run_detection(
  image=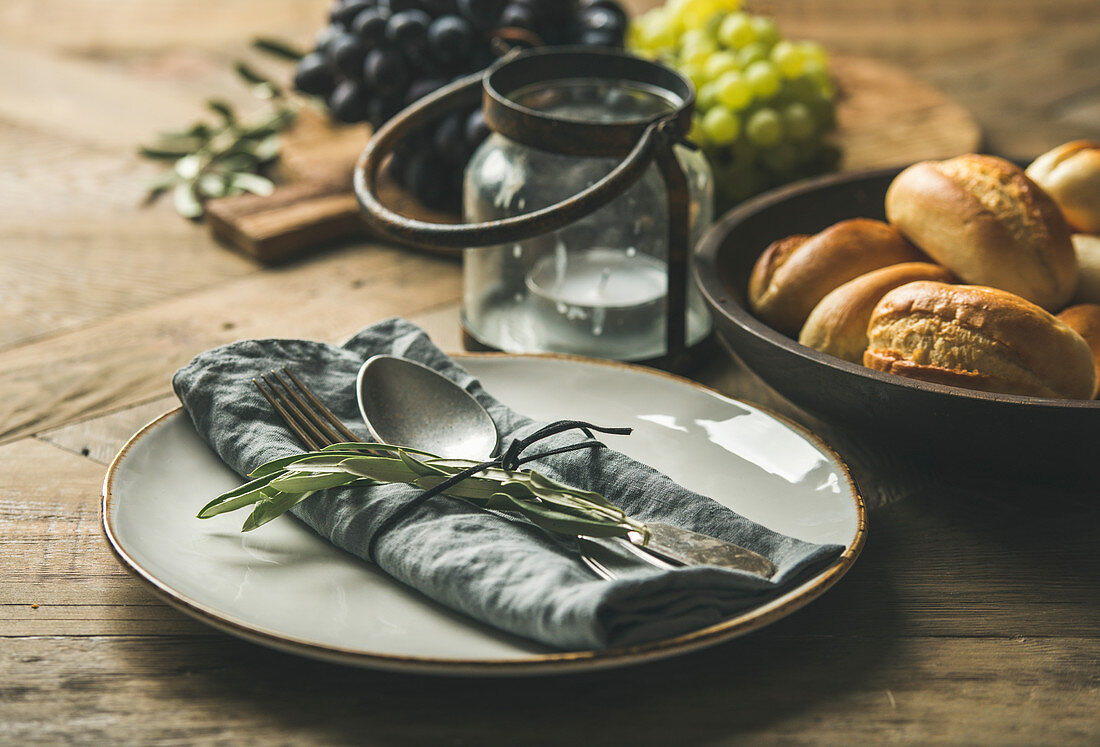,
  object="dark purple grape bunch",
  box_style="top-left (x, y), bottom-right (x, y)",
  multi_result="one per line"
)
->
top-left (292, 0), bottom-right (628, 210)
